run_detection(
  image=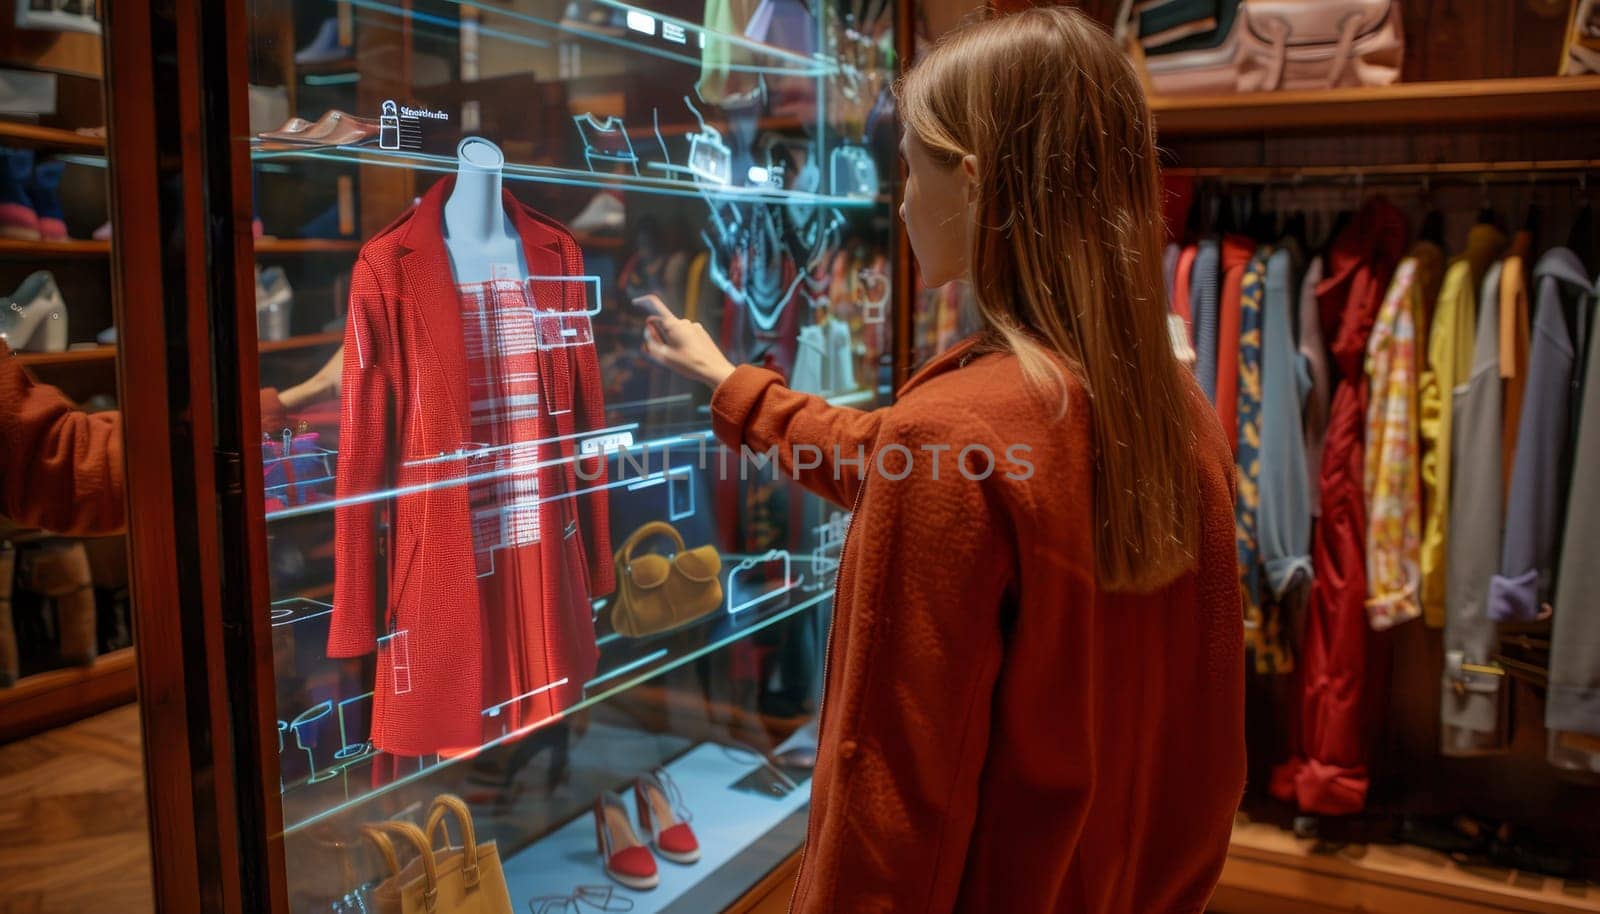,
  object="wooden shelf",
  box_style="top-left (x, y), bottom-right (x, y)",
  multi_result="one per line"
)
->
top-left (0, 647), bottom-right (137, 744)
top-left (13, 346), bottom-right (116, 368)
top-left (260, 331), bottom-right (341, 354)
top-left (0, 238), bottom-right (109, 257)
top-left (1151, 75), bottom-right (1600, 136)
top-left (0, 121), bottom-right (105, 151)
top-left (1214, 818), bottom-right (1600, 914)
top-left (255, 238), bottom-right (361, 254)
